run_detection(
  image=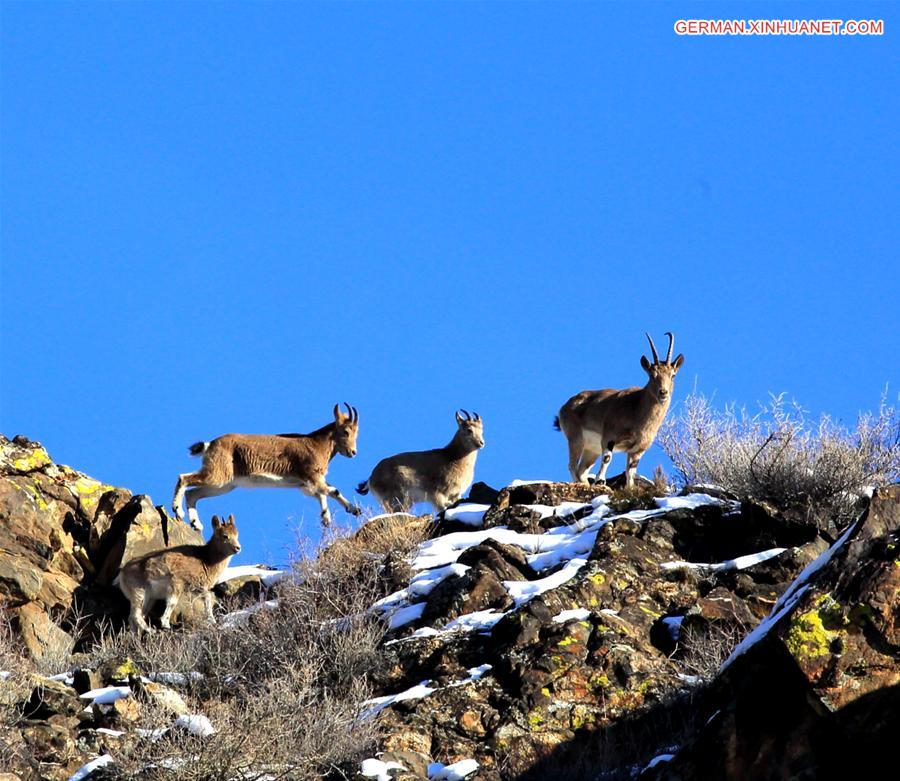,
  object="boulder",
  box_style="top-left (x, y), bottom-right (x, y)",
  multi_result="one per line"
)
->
top-left (12, 604), bottom-right (73, 665)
